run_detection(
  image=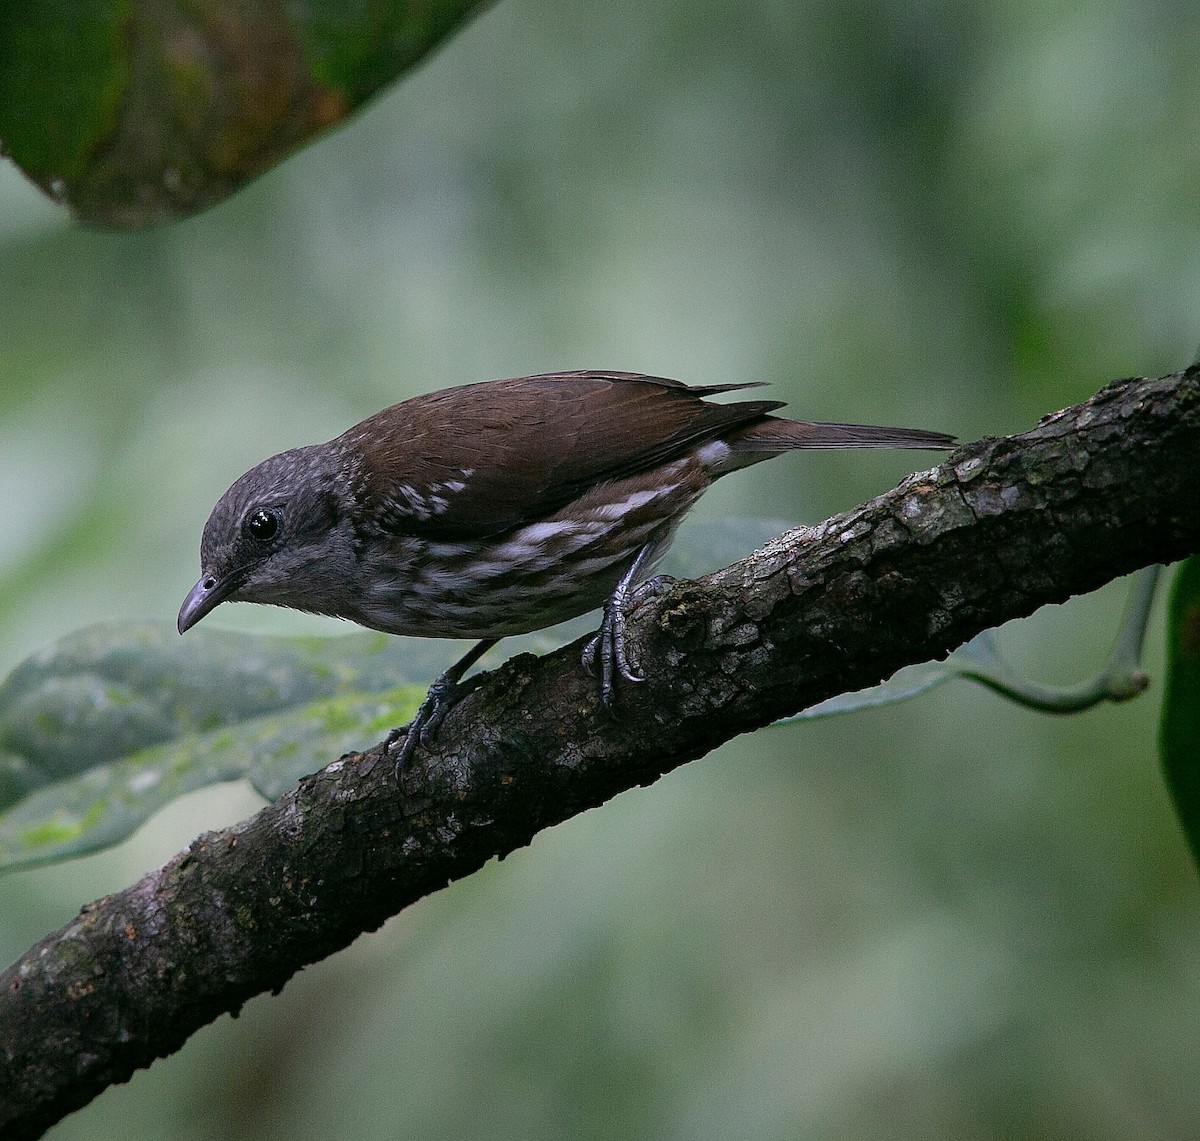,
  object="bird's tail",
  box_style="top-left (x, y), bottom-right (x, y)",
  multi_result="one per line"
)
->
top-left (737, 416), bottom-right (954, 451)
top-left (709, 415), bottom-right (955, 474)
